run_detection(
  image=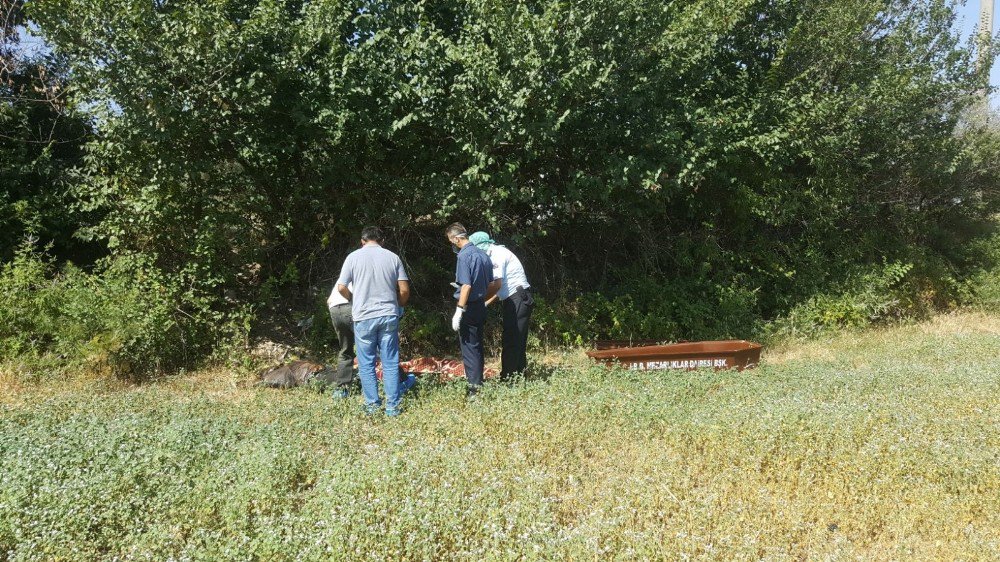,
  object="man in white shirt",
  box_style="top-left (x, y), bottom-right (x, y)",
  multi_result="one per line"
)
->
top-left (469, 231), bottom-right (534, 379)
top-left (326, 281), bottom-right (354, 398)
